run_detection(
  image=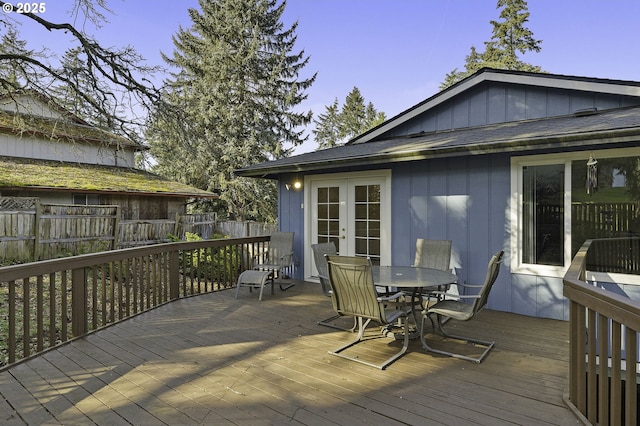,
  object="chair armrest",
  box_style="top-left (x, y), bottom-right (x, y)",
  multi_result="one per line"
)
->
top-left (377, 292), bottom-right (405, 303)
top-left (277, 251), bottom-right (294, 261)
top-left (422, 290), bottom-right (482, 302)
top-left (455, 283), bottom-right (483, 288)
